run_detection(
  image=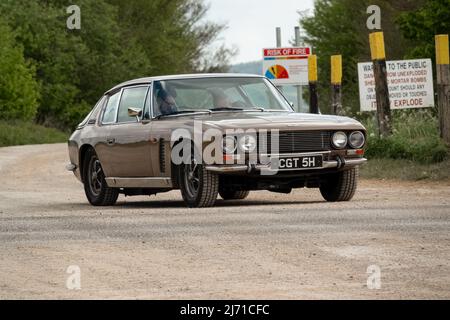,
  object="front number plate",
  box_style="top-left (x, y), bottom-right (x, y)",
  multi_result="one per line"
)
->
top-left (272, 155), bottom-right (323, 170)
